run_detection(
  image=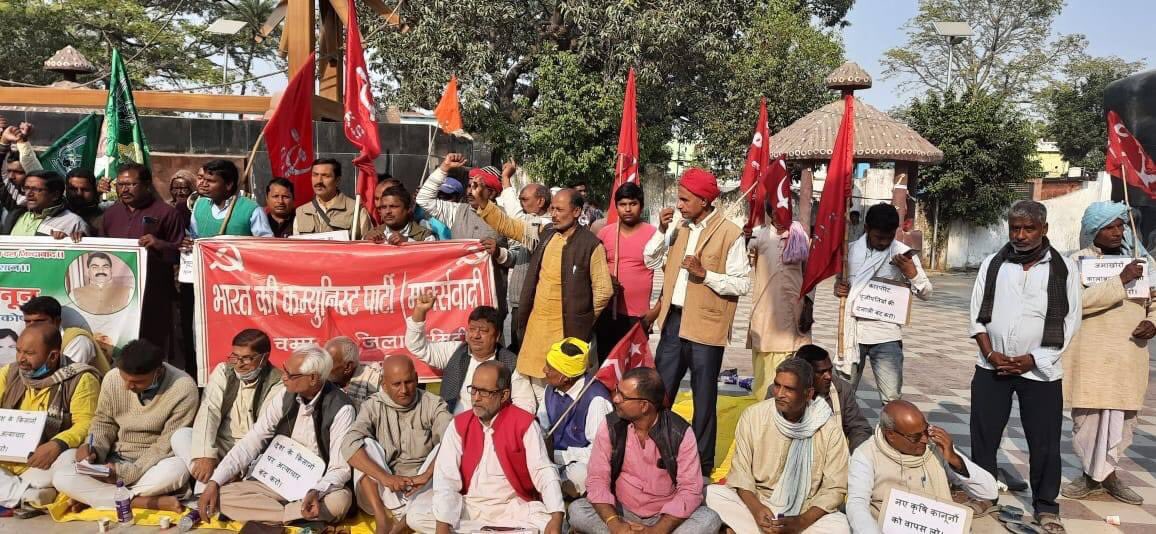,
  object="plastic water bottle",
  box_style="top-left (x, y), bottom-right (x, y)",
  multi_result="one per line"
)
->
top-left (178, 508), bottom-right (201, 532)
top-left (114, 480), bottom-right (133, 525)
